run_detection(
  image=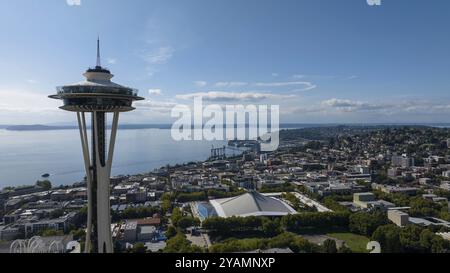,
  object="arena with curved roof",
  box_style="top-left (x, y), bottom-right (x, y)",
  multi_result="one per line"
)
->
top-left (202, 191), bottom-right (297, 218)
